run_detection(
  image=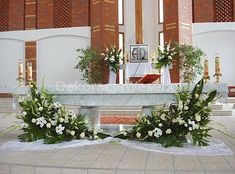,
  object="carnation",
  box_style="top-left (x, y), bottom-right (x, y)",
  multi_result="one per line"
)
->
top-left (80, 132), bottom-right (85, 138)
top-left (46, 123), bottom-right (51, 128)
